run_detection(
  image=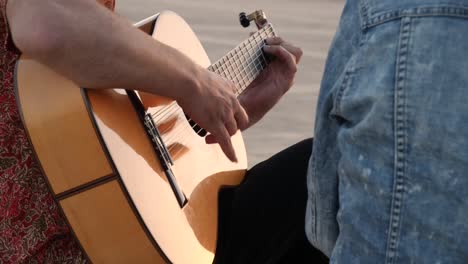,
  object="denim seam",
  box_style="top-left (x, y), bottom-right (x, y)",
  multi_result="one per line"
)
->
top-left (359, 0), bottom-right (370, 31)
top-left (362, 6), bottom-right (468, 29)
top-left (331, 64), bottom-right (355, 118)
top-left (310, 153), bottom-right (318, 245)
top-left (330, 58), bottom-right (355, 117)
top-left (385, 16), bottom-right (411, 264)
